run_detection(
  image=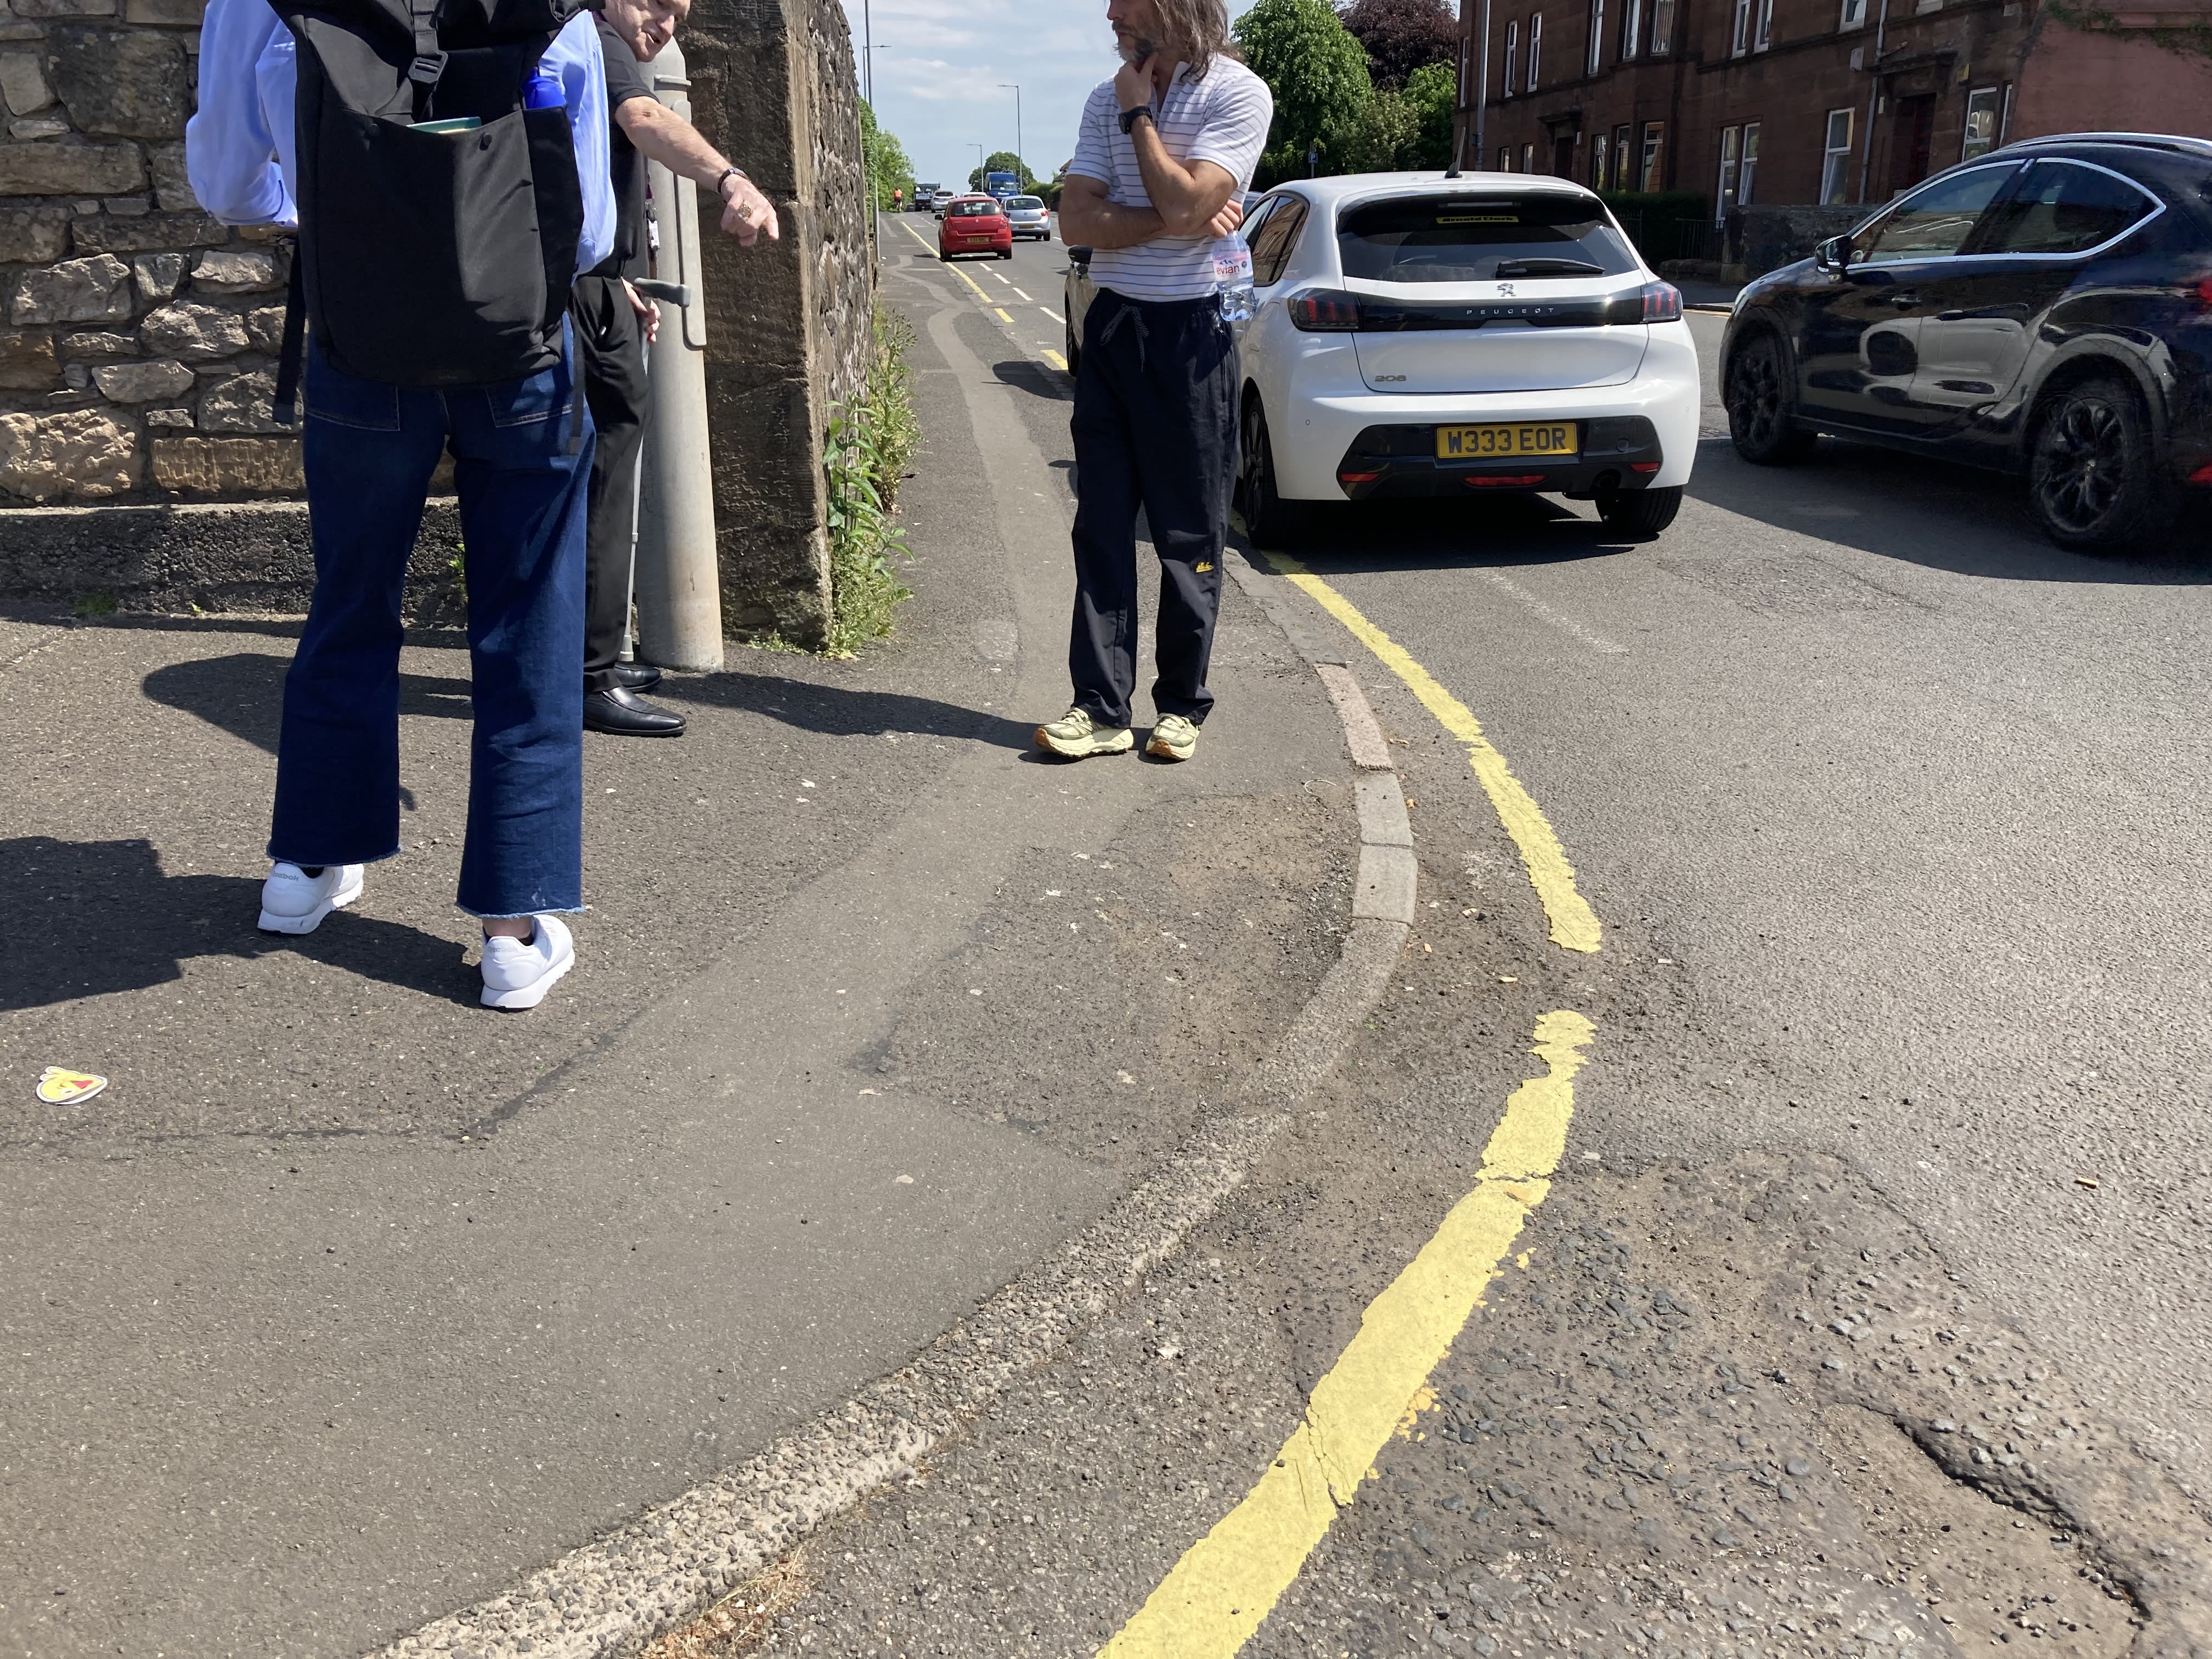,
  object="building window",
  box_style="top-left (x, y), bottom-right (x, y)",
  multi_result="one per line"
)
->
top-left (1716, 125), bottom-right (1740, 223)
top-left (1614, 125), bottom-right (1632, 188)
top-left (1838, 0), bottom-right (1866, 25)
top-left (1821, 107), bottom-right (1855, 204)
top-left (1523, 140), bottom-right (1538, 172)
top-left (1650, 0), bottom-right (1674, 52)
top-left (1639, 121), bottom-right (1663, 190)
top-left (1961, 86), bottom-right (2000, 160)
top-left (1731, 0), bottom-right (1754, 54)
top-left (1504, 21), bottom-right (1519, 96)
top-left (1500, 145), bottom-right (1514, 171)
top-left (1588, 0), bottom-right (1606, 74)
top-left (1741, 120), bottom-right (1761, 204)
top-left (1622, 0), bottom-right (1644, 58)
top-left (1753, 0), bottom-right (1774, 49)
top-left (1528, 12), bottom-right (1543, 87)
top-left (1592, 137), bottom-right (1609, 189)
